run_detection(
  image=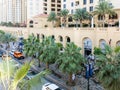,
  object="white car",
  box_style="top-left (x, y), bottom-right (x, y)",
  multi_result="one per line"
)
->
top-left (42, 83), bottom-right (61, 90)
top-left (9, 50), bottom-right (15, 55)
